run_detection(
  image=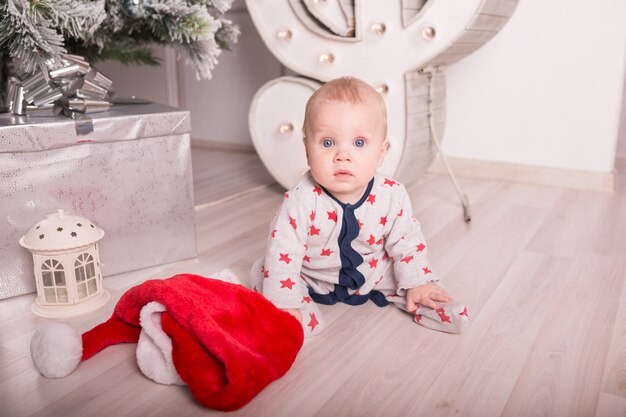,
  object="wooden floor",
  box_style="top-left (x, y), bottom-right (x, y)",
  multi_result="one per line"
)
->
top-left (2, 148), bottom-right (626, 417)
